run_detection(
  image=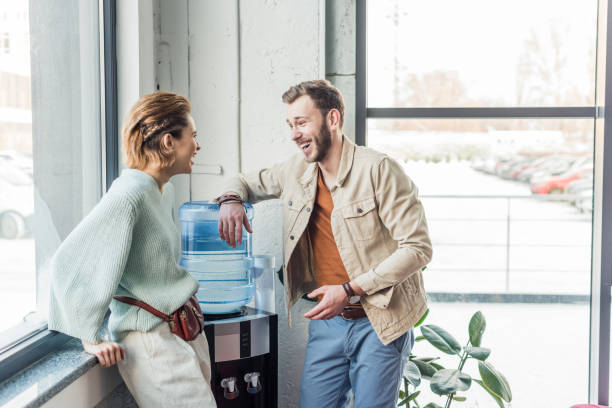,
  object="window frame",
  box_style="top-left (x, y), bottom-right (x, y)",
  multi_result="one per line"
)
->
top-left (355, 0), bottom-right (609, 403)
top-left (0, 0), bottom-right (118, 384)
